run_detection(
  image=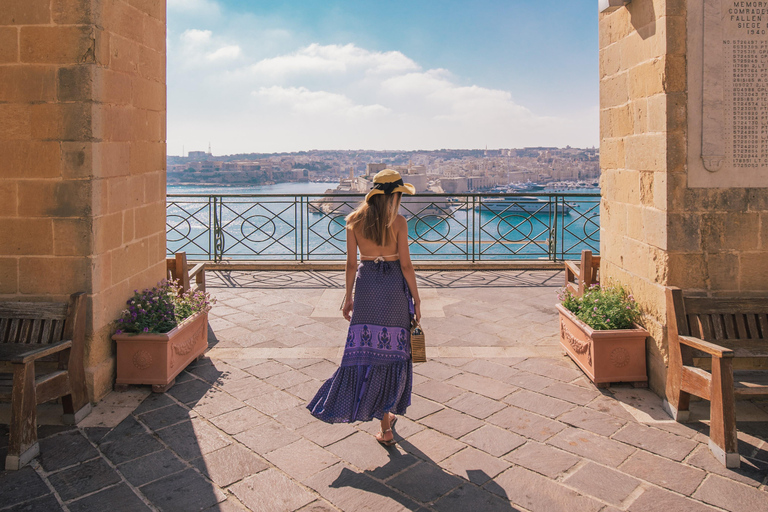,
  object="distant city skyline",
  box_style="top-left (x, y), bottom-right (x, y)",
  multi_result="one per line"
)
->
top-left (168, 0), bottom-right (599, 155)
